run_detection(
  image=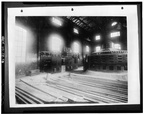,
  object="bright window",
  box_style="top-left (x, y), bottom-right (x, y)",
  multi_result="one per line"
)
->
top-left (49, 34), bottom-right (63, 52)
top-left (110, 31), bottom-right (120, 37)
top-left (111, 22), bottom-right (117, 26)
top-left (73, 28), bottom-right (79, 34)
top-left (86, 45), bottom-right (90, 53)
top-left (51, 17), bottom-right (62, 26)
top-left (95, 35), bottom-right (100, 40)
top-left (15, 26), bottom-right (27, 63)
top-left (72, 42), bottom-right (80, 53)
top-left (114, 44), bottom-right (121, 50)
top-left (96, 46), bottom-right (101, 52)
